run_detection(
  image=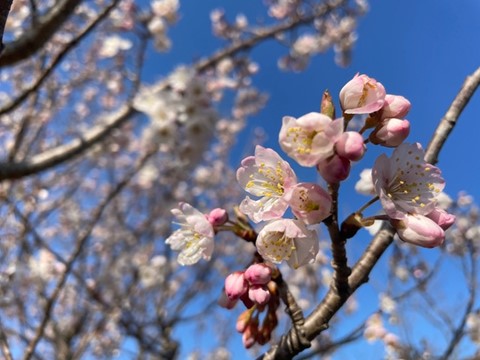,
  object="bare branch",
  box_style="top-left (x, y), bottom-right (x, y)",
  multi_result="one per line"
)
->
top-left (0, 105), bottom-right (136, 180)
top-left (0, 0), bottom-right (13, 56)
top-left (0, 0), bottom-right (121, 116)
top-left (0, 0), bottom-right (82, 67)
